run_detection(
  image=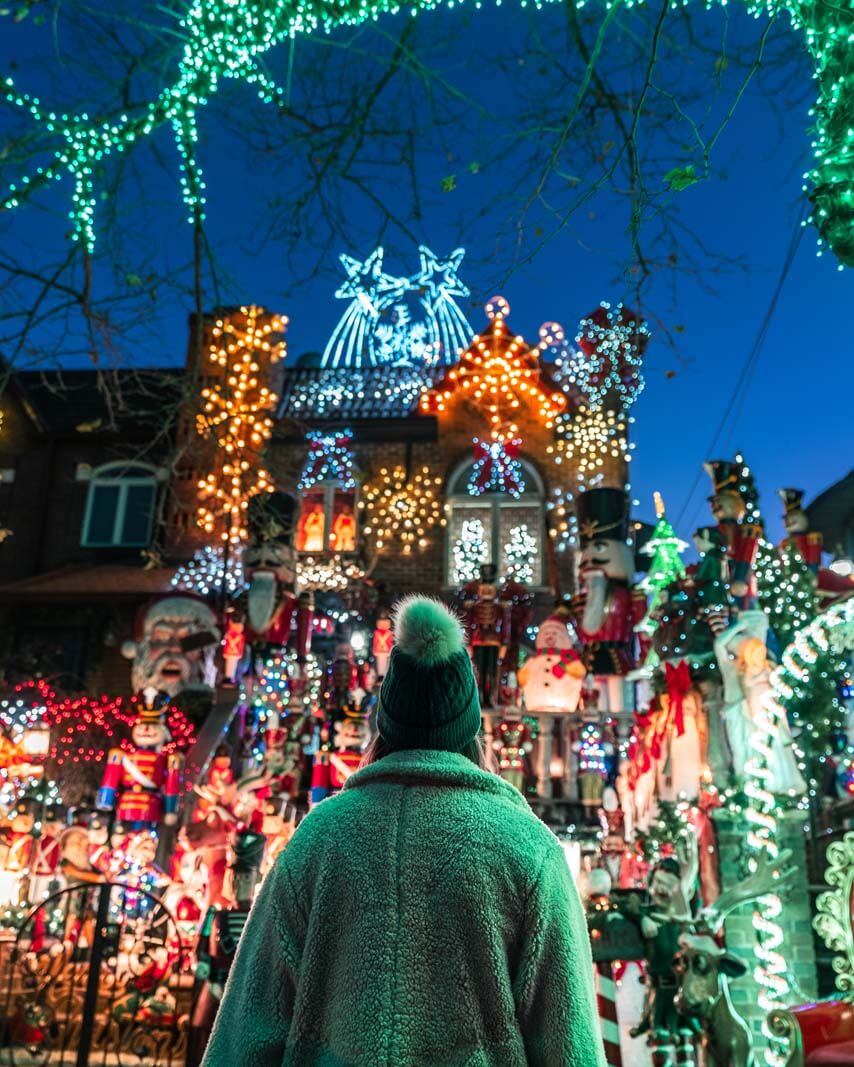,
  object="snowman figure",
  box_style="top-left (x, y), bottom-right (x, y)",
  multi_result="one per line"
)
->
top-left (519, 601), bottom-right (586, 713)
